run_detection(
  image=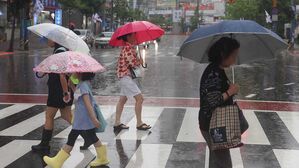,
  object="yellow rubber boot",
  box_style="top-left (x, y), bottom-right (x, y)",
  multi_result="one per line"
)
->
top-left (43, 149), bottom-right (70, 168)
top-left (90, 145), bottom-right (109, 167)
